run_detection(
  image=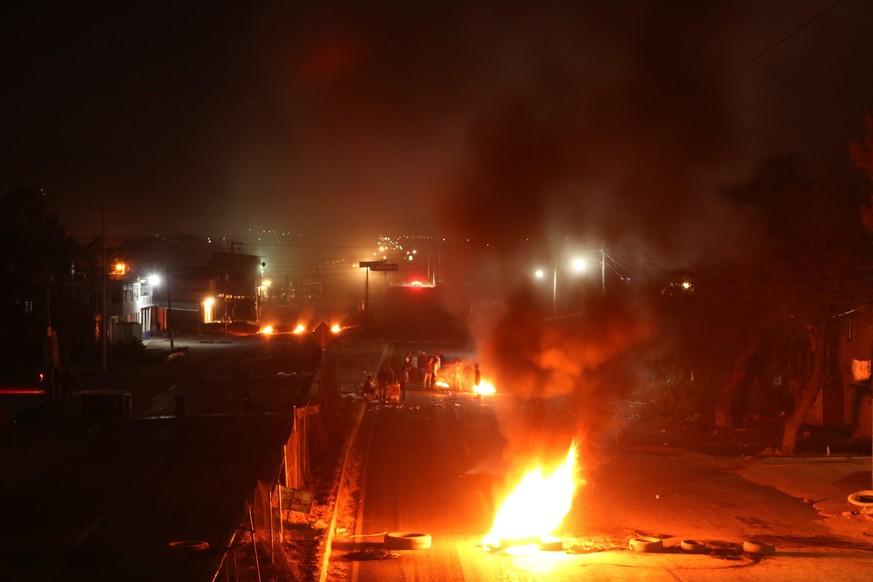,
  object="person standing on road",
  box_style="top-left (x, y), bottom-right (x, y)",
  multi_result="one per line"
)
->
top-left (400, 365), bottom-right (410, 402)
top-left (377, 364), bottom-right (395, 402)
top-left (362, 375), bottom-right (376, 401)
top-left (423, 356), bottom-right (435, 391)
top-left (474, 363), bottom-right (481, 397)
